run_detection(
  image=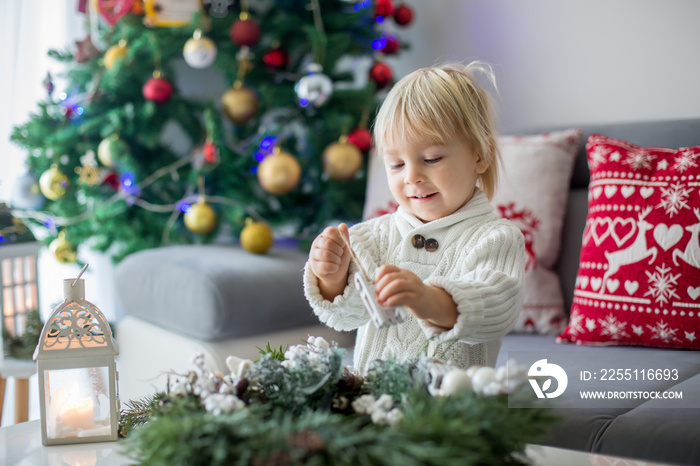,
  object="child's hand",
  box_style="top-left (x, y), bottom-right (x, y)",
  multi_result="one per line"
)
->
top-left (374, 265), bottom-right (432, 318)
top-left (309, 223), bottom-right (352, 301)
top-left (374, 265), bottom-right (458, 328)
